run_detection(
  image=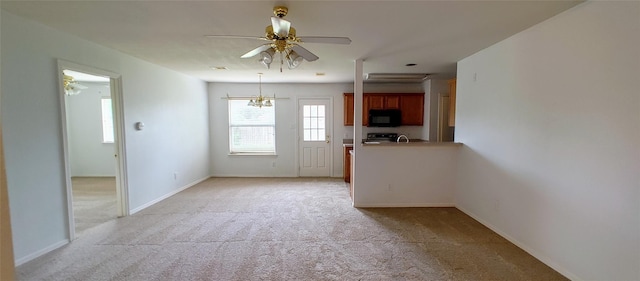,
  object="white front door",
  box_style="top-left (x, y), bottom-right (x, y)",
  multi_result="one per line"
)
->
top-left (298, 98), bottom-right (332, 177)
